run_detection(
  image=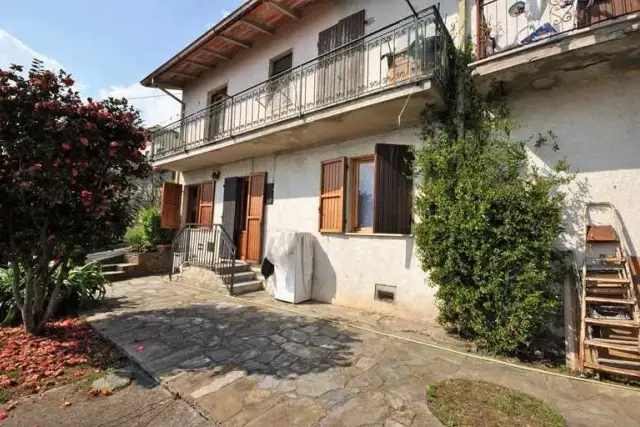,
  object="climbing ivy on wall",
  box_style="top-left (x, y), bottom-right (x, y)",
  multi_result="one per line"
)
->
top-left (413, 43), bottom-right (572, 355)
